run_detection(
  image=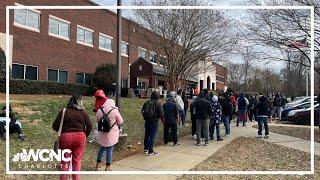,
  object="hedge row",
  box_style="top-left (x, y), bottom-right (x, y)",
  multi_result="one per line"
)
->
top-left (0, 80), bottom-right (94, 96)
